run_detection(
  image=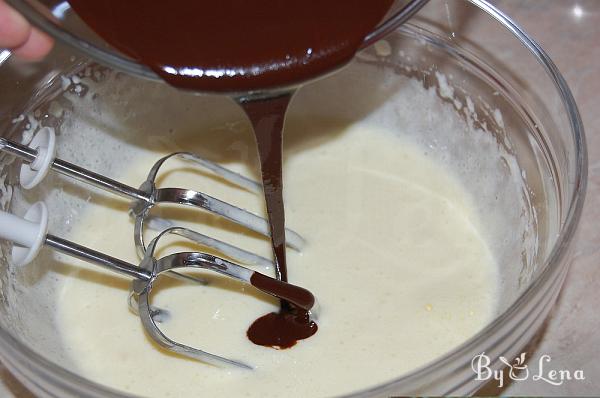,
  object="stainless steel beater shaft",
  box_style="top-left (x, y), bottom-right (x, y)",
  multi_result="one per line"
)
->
top-left (45, 234), bottom-right (152, 281)
top-left (0, 136), bottom-right (147, 201)
top-left (0, 202), bottom-right (315, 369)
top-left (47, 232), bottom-right (275, 369)
top-left (0, 135), bottom-right (304, 267)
